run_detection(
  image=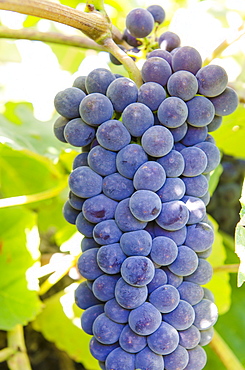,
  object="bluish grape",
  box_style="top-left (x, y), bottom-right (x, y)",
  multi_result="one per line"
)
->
top-left (76, 212), bottom-right (94, 237)
top-left (150, 236), bottom-right (178, 266)
top-left (69, 166), bottom-right (102, 198)
top-left (54, 87), bottom-right (86, 119)
top-left (96, 120), bottom-right (131, 152)
top-left (89, 337), bottom-right (118, 362)
top-left (172, 46), bottom-right (202, 74)
top-left (69, 191), bottom-right (84, 211)
top-left (177, 281), bottom-right (204, 306)
top-left (182, 196), bottom-right (206, 225)
top-left (138, 82), bottom-right (167, 111)
top-left (97, 243), bottom-right (126, 275)
top-left (181, 147), bottom-right (207, 177)
top-left (133, 161), bottom-right (166, 191)
top-left (199, 191), bottom-right (210, 206)
top-left (147, 321), bottom-right (179, 355)
top-left (120, 256), bottom-right (155, 287)
top-left (168, 245), bottom-right (198, 276)
top-left (174, 142), bottom-right (186, 152)
top-left (115, 198), bottom-right (147, 232)
top-left (147, 4), bottom-right (165, 24)
top-left (64, 118), bottom-right (95, 147)
top-left (104, 298), bottom-right (130, 324)
top-left (115, 277), bottom-right (148, 309)
top-left (142, 125), bottom-right (174, 157)
top-left (207, 115), bottom-right (222, 132)
top-left (77, 248), bottom-right (103, 280)
top-left (169, 122), bottom-right (188, 142)
top-left (102, 173), bottom-right (134, 201)
top-left (147, 48), bottom-right (172, 66)
top-left (178, 325), bottom-right (201, 349)
top-left (129, 190), bottom-right (162, 222)
top-left (122, 102), bottom-right (154, 137)
top-left (105, 347), bottom-right (135, 370)
top-left (147, 268), bottom-right (168, 294)
top-left (141, 57), bottom-right (172, 86)
top-left (181, 126), bottom-right (208, 146)
top-left (81, 237), bottom-right (99, 252)
top-left (128, 302), bottom-right (162, 335)
top-left (154, 224), bottom-right (187, 246)
top-left (62, 201), bottom-right (80, 224)
top-left (185, 258), bottom-right (213, 285)
top-left (158, 31), bottom-right (181, 52)
top-left (85, 68), bottom-right (115, 95)
top-left (202, 287), bottom-right (215, 302)
top-left (122, 28), bottom-right (142, 47)
top-left (75, 281), bottom-right (101, 309)
top-left (167, 70), bottom-right (198, 101)
top-left (157, 150), bottom-right (185, 178)
top-left (81, 304), bottom-right (104, 335)
top-left (93, 220), bottom-right (123, 245)
top-left (116, 143), bottom-right (148, 179)
top-left (199, 327), bottom-right (214, 346)
top-left (185, 222), bottom-right (214, 252)
top-left (197, 246), bottom-right (213, 259)
top-left (73, 75), bottom-right (87, 93)
top-left (156, 200), bottom-right (189, 231)
top-left (135, 346), bottom-right (164, 370)
top-left (185, 346), bottom-right (207, 370)
top-left (92, 313), bottom-right (124, 344)
top-left (53, 116), bottom-right (68, 142)
top-left (120, 229), bottom-right (152, 256)
top-left (157, 178), bottom-right (186, 202)
top-left (186, 96), bottom-right (215, 127)
top-left (82, 194), bottom-right (117, 223)
top-left (149, 284), bottom-right (180, 313)
top-left (92, 274), bottom-right (119, 301)
top-left (195, 141), bottom-right (220, 174)
top-left (193, 299), bottom-right (218, 330)
top-left (72, 152), bottom-right (88, 169)
top-left (181, 175), bottom-right (209, 197)
top-left (163, 299), bottom-right (195, 330)
top-left (88, 145), bottom-right (116, 176)
top-left (106, 77), bottom-right (138, 112)
top-left (119, 324), bottom-right (147, 353)
top-left (196, 64), bottom-right (228, 97)
top-left (157, 97), bottom-right (188, 128)
top-left (164, 345), bottom-right (189, 370)
top-left (163, 267), bottom-right (183, 287)
top-left (126, 8), bottom-right (154, 38)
